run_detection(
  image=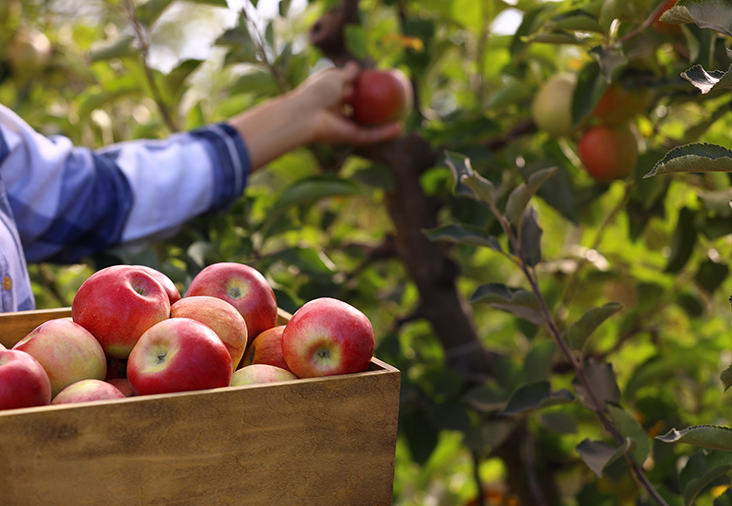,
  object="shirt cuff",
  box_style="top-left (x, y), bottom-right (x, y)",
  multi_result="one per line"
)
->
top-left (190, 122), bottom-right (250, 212)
